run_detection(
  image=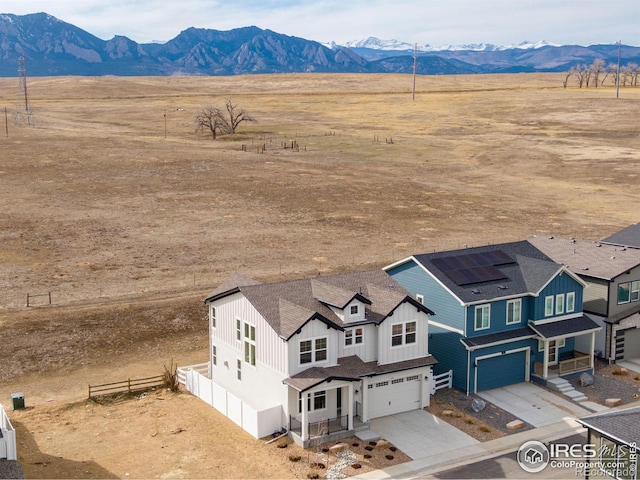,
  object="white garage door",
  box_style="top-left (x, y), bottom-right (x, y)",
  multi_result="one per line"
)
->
top-left (368, 373), bottom-right (421, 419)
